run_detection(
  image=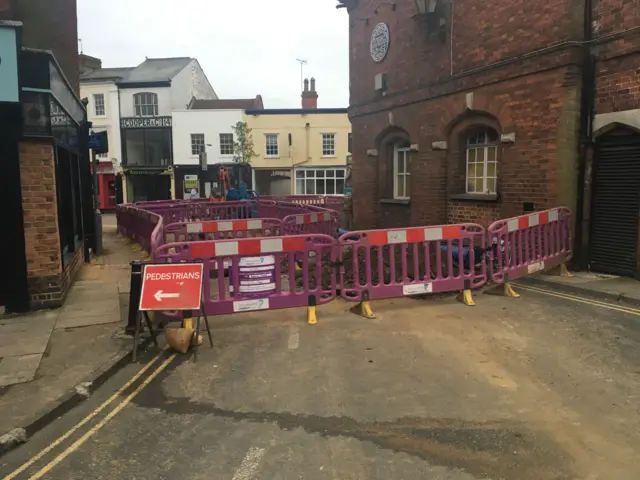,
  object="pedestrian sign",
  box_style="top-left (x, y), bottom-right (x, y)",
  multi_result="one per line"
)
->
top-left (139, 263), bottom-right (204, 311)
